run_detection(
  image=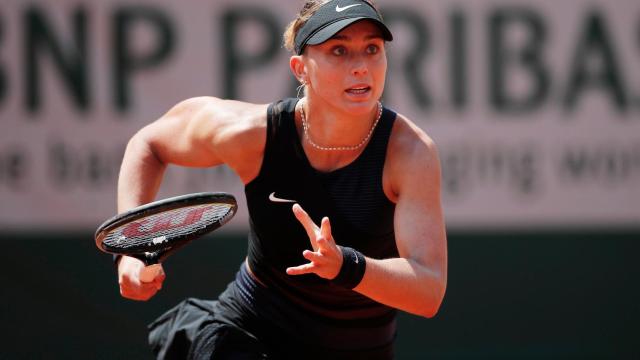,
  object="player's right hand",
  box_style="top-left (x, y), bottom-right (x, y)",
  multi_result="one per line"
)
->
top-left (117, 256), bottom-right (166, 301)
